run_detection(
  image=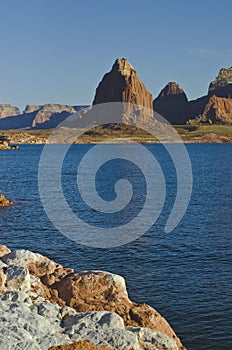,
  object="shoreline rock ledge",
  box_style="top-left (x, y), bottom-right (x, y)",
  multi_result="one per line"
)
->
top-left (0, 245), bottom-right (186, 350)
